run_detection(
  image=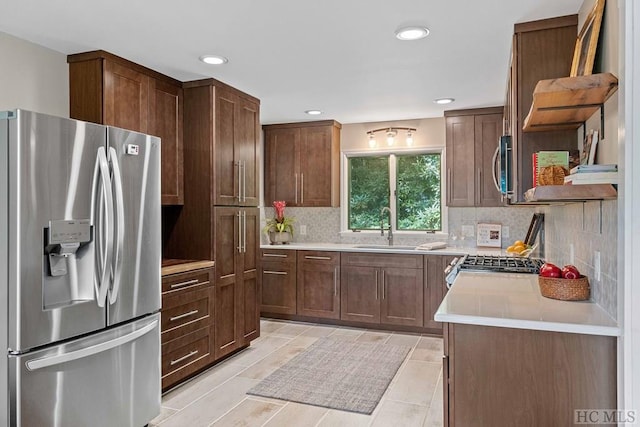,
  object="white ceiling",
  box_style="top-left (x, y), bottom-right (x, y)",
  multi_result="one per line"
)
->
top-left (0, 0), bottom-right (582, 124)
